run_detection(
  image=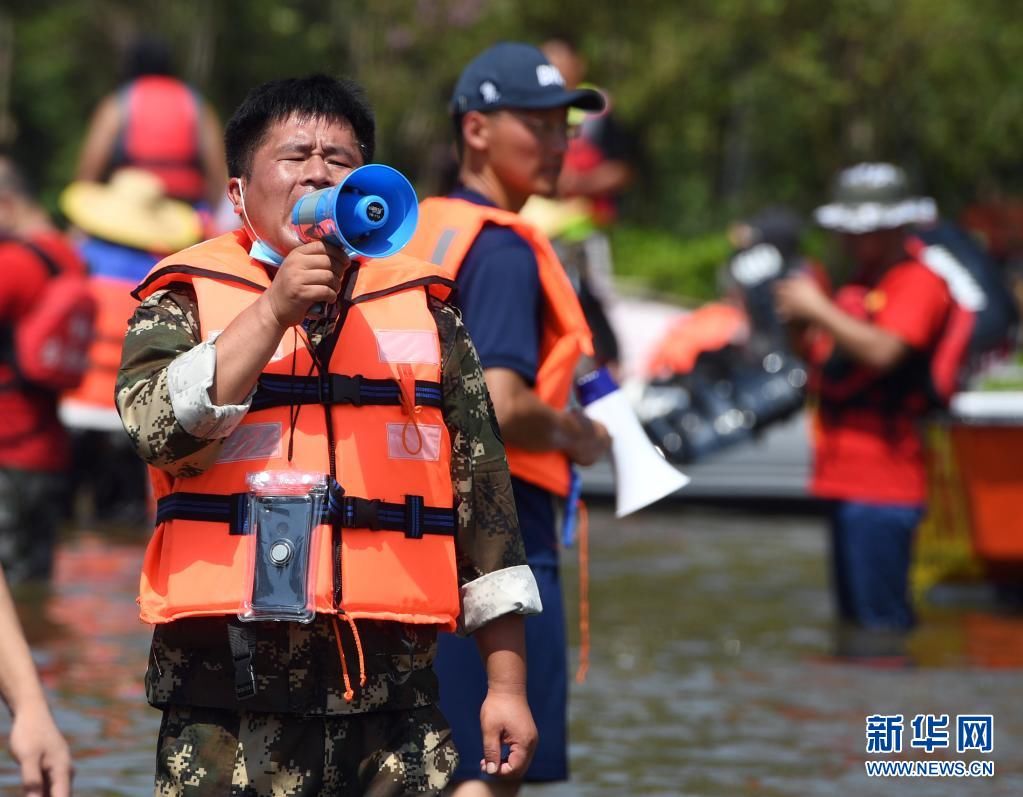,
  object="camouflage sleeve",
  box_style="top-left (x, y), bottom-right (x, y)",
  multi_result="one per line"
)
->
top-left (115, 286), bottom-right (227, 477)
top-left (433, 299), bottom-right (541, 635)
